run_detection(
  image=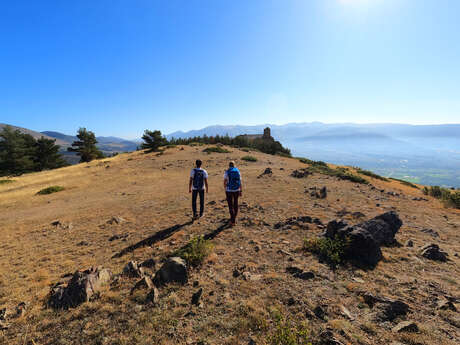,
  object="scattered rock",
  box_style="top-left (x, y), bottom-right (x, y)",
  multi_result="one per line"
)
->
top-left (122, 261), bottom-right (145, 278)
top-left (317, 329), bottom-right (345, 345)
top-left (286, 266), bottom-right (314, 280)
top-left (420, 228), bottom-right (439, 237)
top-left (51, 220), bottom-right (73, 230)
top-left (154, 257), bottom-right (188, 286)
top-left (314, 305), bottom-right (327, 320)
top-left (437, 299), bottom-right (457, 311)
top-left (420, 243), bottom-right (448, 262)
top-left (76, 241), bottom-right (89, 246)
top-left (319, 186), bottom-right (327, 199)
top-left (130, 276), bottom-right (154, 295)
top-left (274, 216), bottom-right (313, 230)
top-left (258, 167), bottom-right (273, 178)
top-left (242, 272), bottom-right (262, 281)
top-left (48, 266), bottom-right (112, 309)
top-left (340, 305), bottom-right (354, 320)
top-left (15, 302), bottom-right (27, 317)
top-left (405, 239), bottom-right (414, 247)
top-left (392, 321), bottom-right (418, 333)
top-left (191, 288), bottom-right (203, 306)
top-left (107, 216), bottom-right (126, 225)
top-left (363, 293), bottom-right (409, 322)
top-left (146, 287), bottom-right (159, 305)
top-left (291, 169), bottom-right (311, 178)
top-left (108, 233), bottom-right (129, 241)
